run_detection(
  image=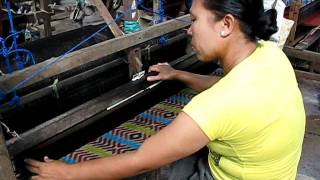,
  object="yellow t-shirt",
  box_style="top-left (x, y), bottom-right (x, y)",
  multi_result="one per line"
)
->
top-left (183, 41), bottom-right (305, 180)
